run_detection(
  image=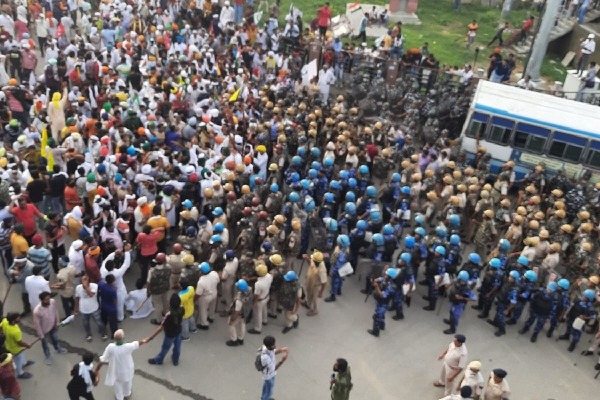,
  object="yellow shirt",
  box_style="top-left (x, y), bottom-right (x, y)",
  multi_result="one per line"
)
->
top-left (147, 216), bottom-right (169, 241)
top-left (0, 318), bottom-right (24, 355)
top-left (10, 232), bottom-right (29, 258)
top-left (179, 286), bottom-right (196, 319)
